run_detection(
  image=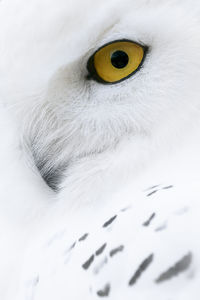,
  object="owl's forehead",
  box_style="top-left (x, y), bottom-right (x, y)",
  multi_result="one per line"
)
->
top-left (0, 0), bottom-right (199, 47)
top-left (0, 0), bottom-right (199, 54)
